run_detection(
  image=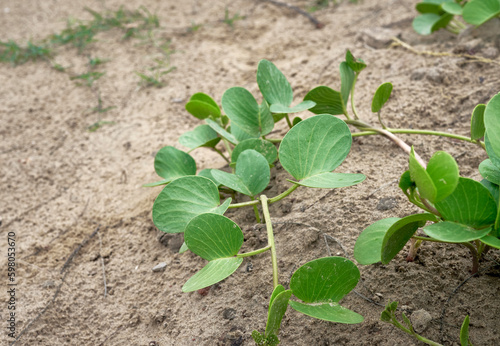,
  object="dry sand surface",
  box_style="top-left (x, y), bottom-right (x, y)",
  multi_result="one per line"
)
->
top-left (1, 0), bottom-right (500, 345)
